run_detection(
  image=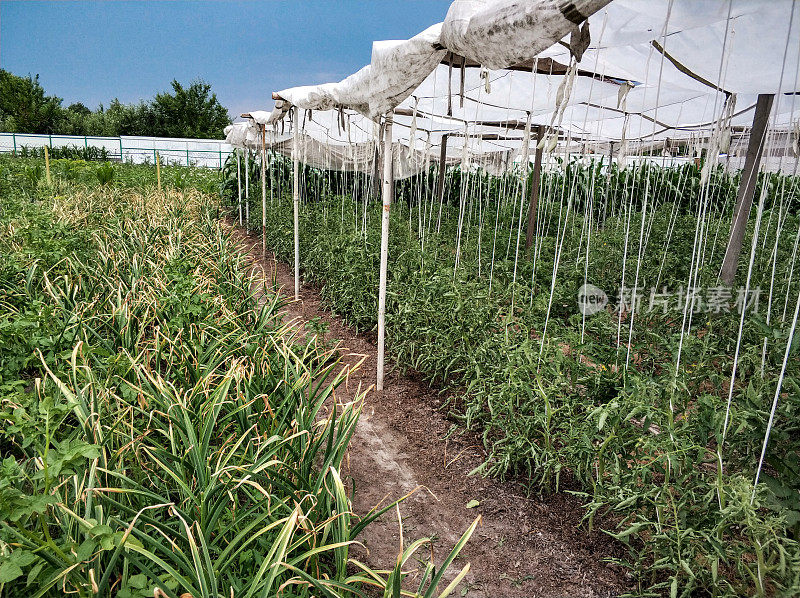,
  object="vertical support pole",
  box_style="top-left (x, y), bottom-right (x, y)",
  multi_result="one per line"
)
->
top-left (447, 55), bottom-right (453, 117)
top-left (12, 133), bottom-right (16, 155)
top-left (44, 145), bottom-right (51, 186)
top-left (377, 114), bottom-right (394, 392)
top-left (261, 124), bottom-right (268, 260)
top-left (245, 150), bottom-right (250, 230)
top-left (435, 133), bottom-right (449, 206)
top-left (186, 145), bottom-right (190, 166)
top-left (459, 55), bottom-right (466, 108)
top-left (156, 151), bottom-right (161, 193)
top-left (720, 93), bottom-right (775, 285)
top-left (371, 138), bottom-right (381, 200)
top-left (219, 148), bottom-right (222, 170)
top-left (526, 125), bottom-right (545, 250)
top-left (292, 115), bottom-right (301, 300)
top-left (119, 138), bottom-right (123, 162)
top-left (236, 148), bottom-right (243, 226)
